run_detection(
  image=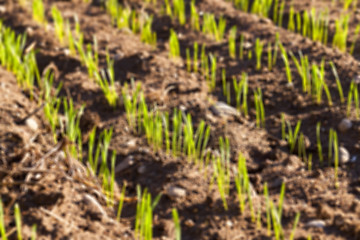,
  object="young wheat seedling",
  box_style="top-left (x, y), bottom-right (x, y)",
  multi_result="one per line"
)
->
top-left (229, 26), bottom-right (237, 59)
top-left (254, 87), bottom-right (265, 128)
top-left (14, 203), bottom-right (23, 240)
top-left (169, 29), bottom-right (180, 59)
top-left (316, 122), bottom-right (323, 165)
top-left (172, 208), bottom-right (181, 240)
top-left (32, 0), bottom-right (47, 25)
top-left (255, 38), bottom-right (264, 70)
